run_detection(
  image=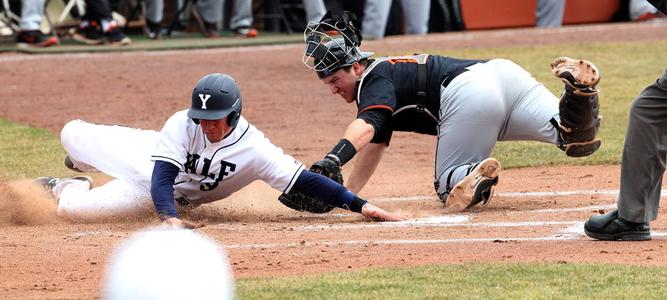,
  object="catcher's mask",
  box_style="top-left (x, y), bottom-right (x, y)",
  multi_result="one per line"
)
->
top-left (188, 73), bottom-right (242, 127)
top-left (302, 10), bottom-right (373, 79)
